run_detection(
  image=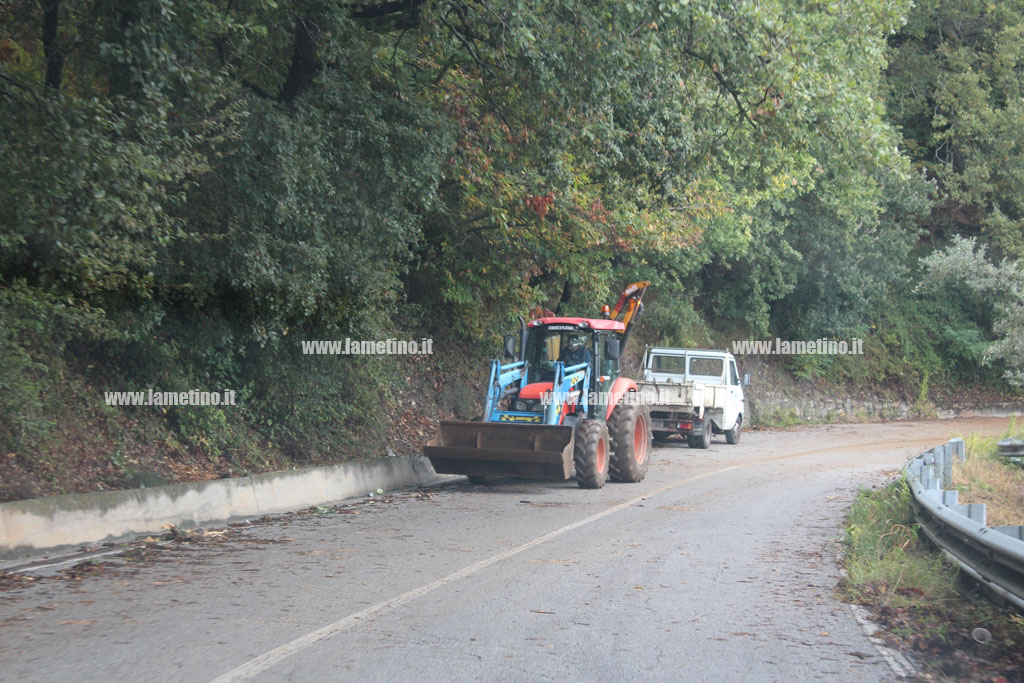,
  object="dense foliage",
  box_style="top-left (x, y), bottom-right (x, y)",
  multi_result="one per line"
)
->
top-left (1, 0), bottom-right (1021, 492)
top-left (887, 0), bottom-right (1024, 261)
top-left (919, 237), bottom-right (1024, 386)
